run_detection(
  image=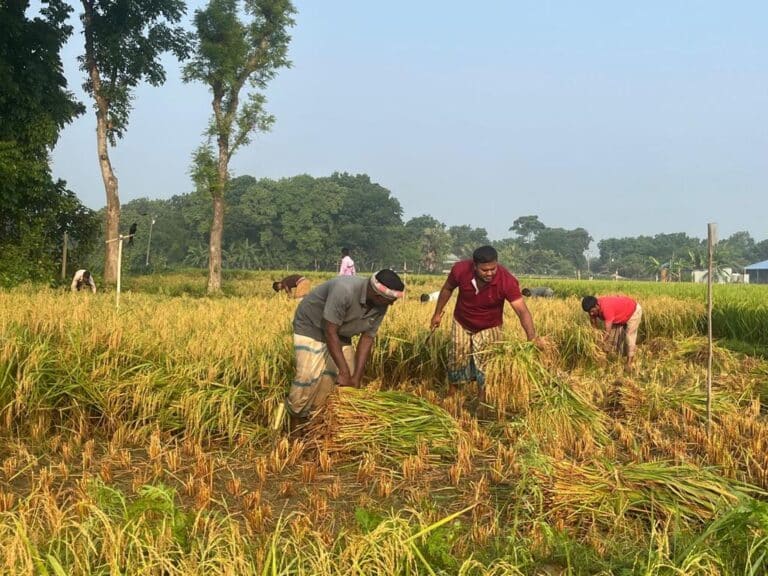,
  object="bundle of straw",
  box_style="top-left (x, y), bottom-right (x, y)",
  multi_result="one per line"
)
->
top-left (543, 459), bottom-right (754, 527)
top-left (306, 388), bottom-right (464, 463)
